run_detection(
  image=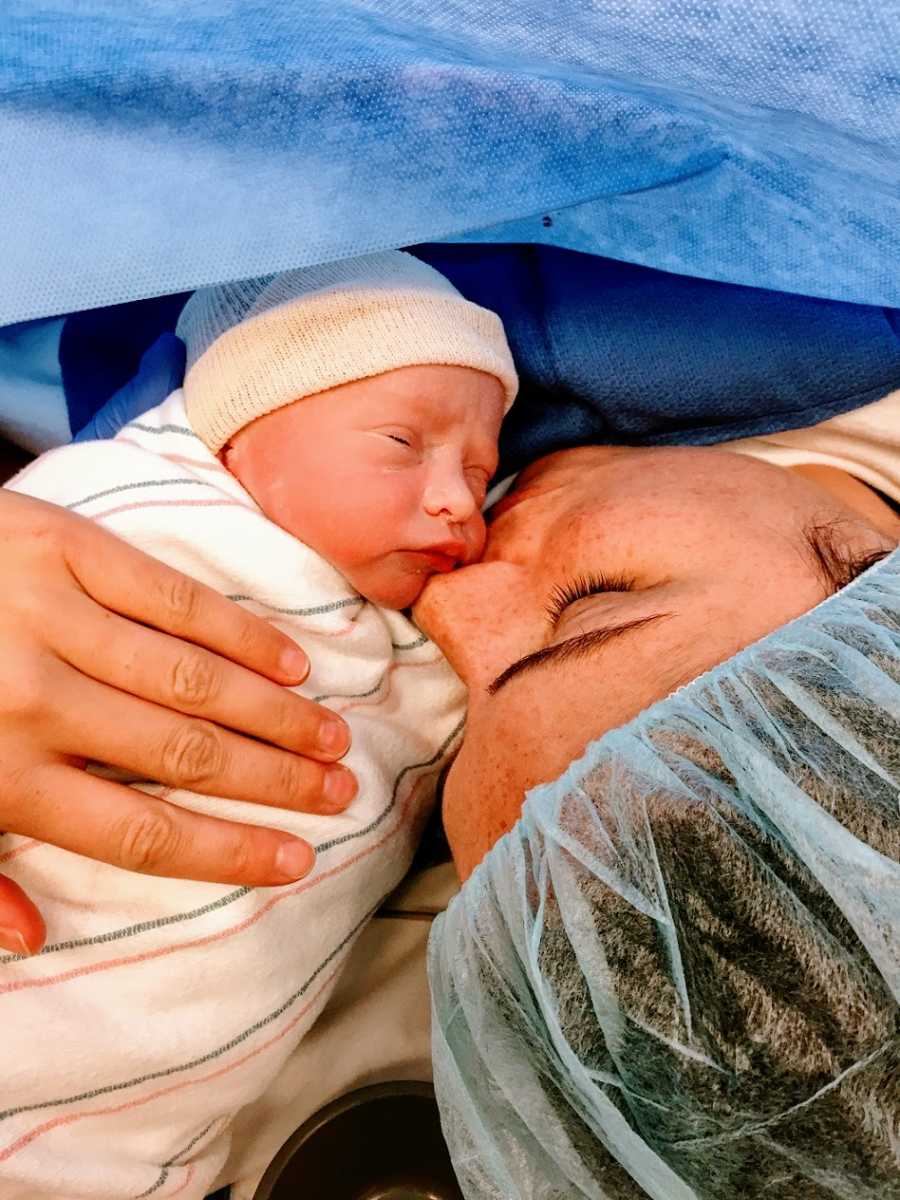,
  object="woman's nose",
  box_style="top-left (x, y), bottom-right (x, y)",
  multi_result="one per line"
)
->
top-left (413, 560), bottom-right (532, 688)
